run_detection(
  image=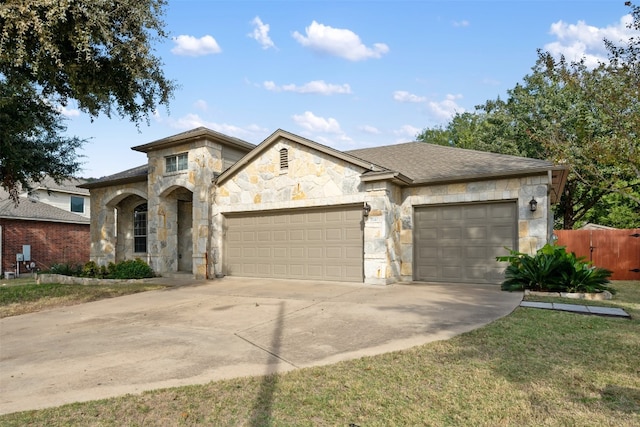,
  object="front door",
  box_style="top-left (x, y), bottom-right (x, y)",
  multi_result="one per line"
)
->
top-left (177, 200), bottom-right (193, 272)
